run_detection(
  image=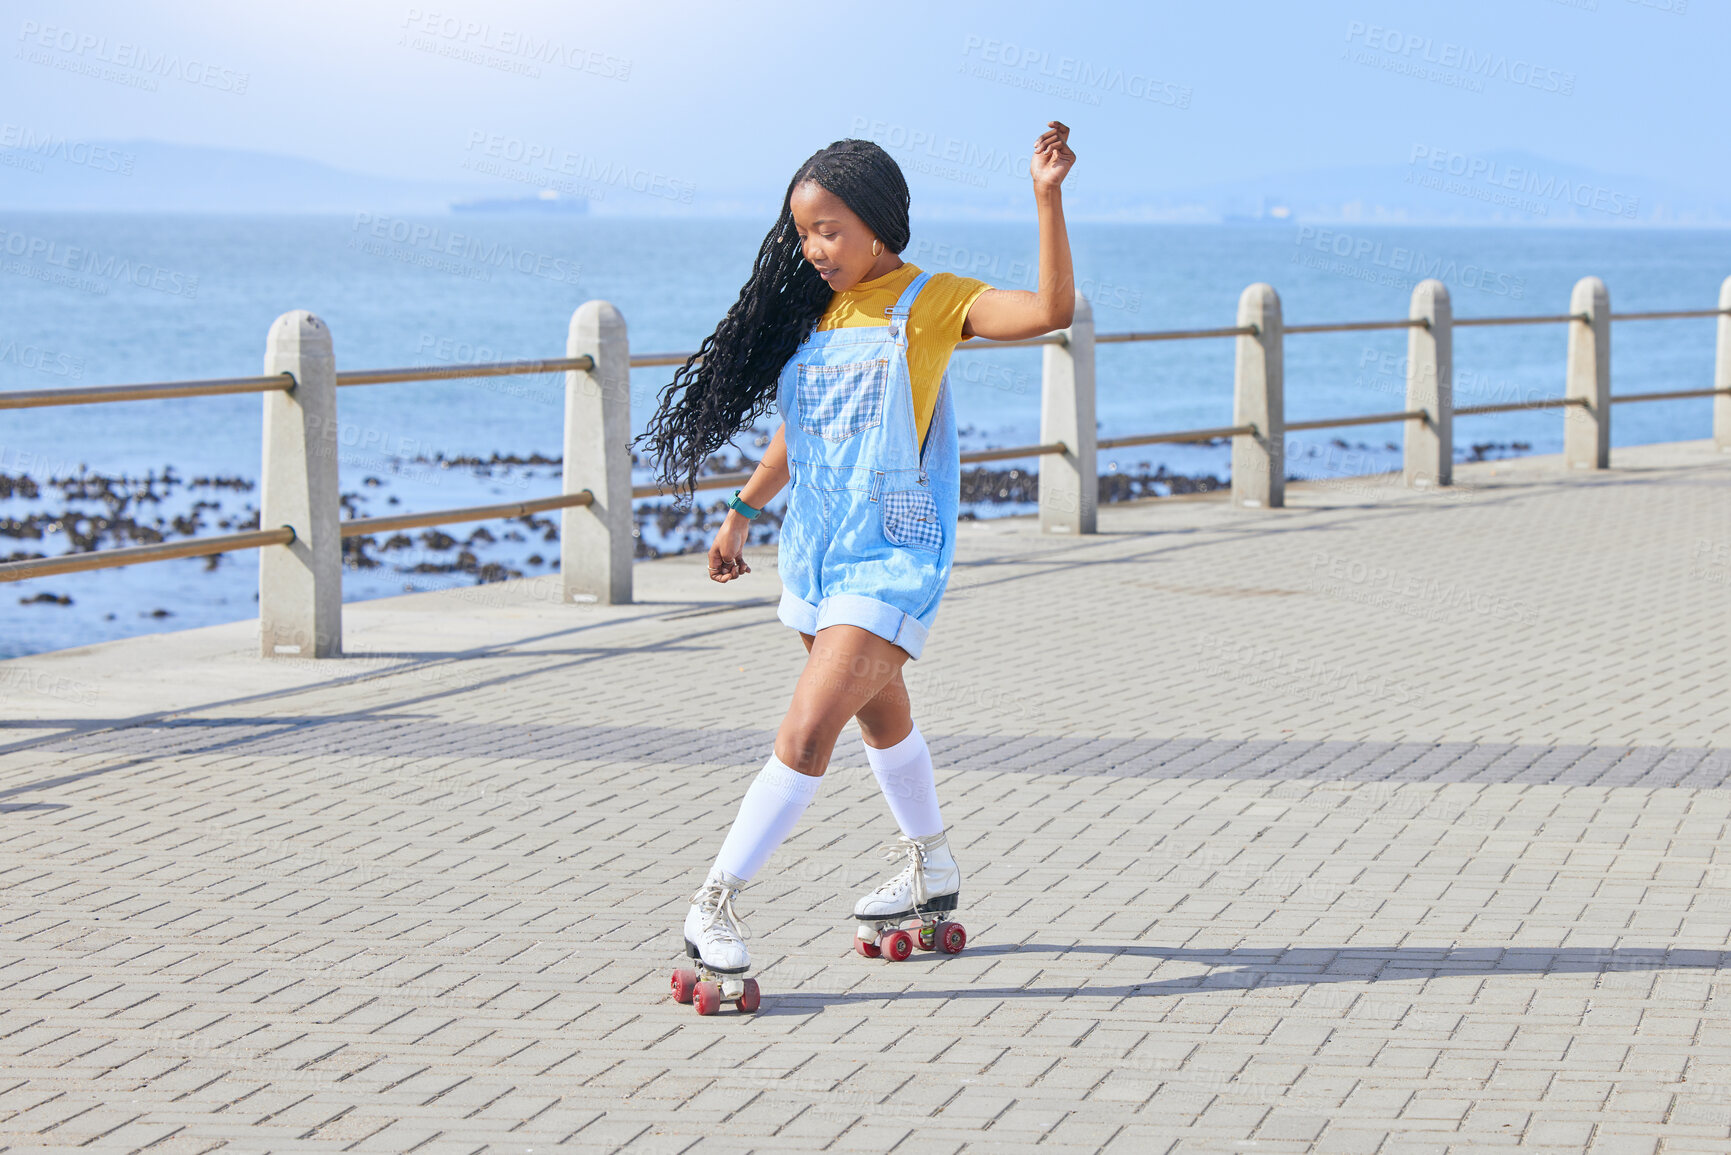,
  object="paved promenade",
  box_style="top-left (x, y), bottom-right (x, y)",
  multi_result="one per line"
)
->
top-left (1, 440), bottom-right (1728, 1153)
